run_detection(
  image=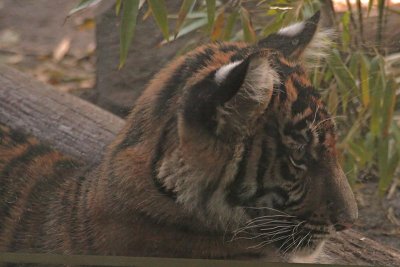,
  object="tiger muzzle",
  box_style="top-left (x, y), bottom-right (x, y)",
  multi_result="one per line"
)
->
top-left (325, 163), bottom-right (358, 231)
